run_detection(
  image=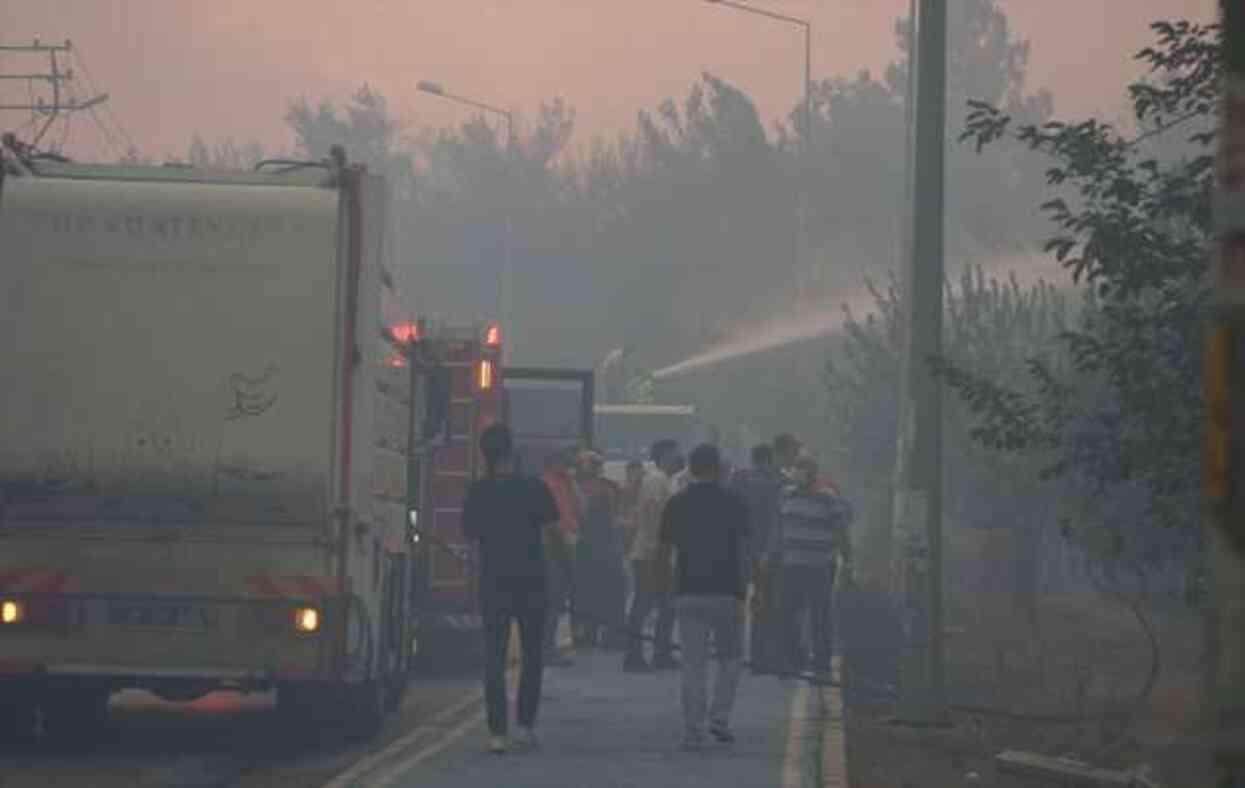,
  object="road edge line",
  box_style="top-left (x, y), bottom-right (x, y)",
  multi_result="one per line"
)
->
top-left (321, 690), bottom-right (483, 788)
top-left (369, 706), bottom-right (487, 788)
